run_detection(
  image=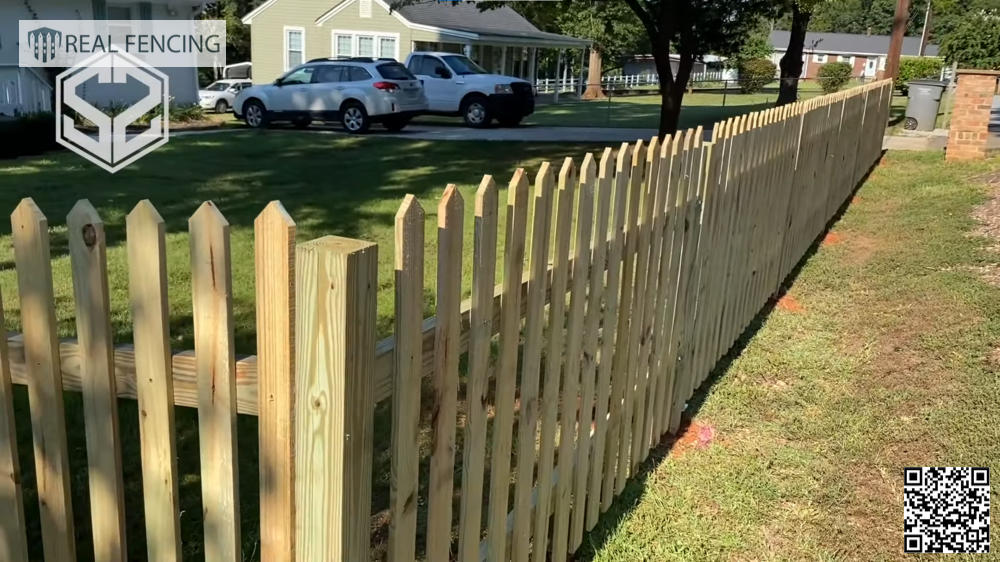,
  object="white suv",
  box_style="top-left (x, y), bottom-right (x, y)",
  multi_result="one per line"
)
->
top-left (404, 52), bottom-right (534, 127)
top-left (199, 79), bottom-right (253, 113)
top-left (233, 58), bottom-right (428, 133)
